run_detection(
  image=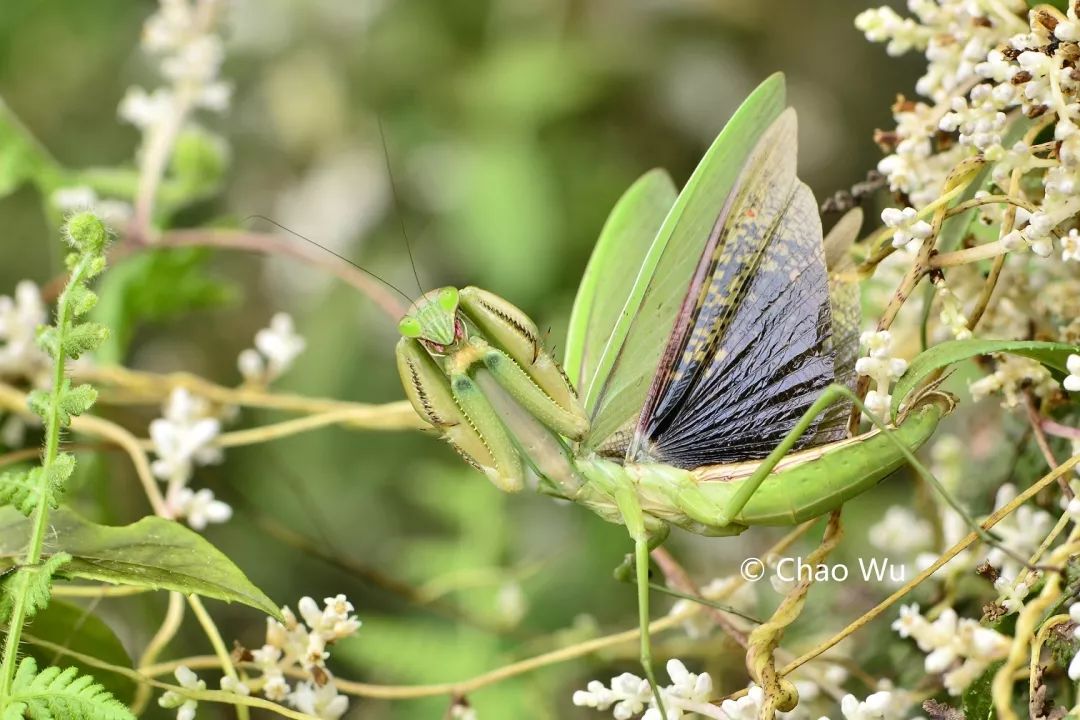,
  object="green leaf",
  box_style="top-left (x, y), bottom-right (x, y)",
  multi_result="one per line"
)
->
top-left (58, 384), bottom-right (97, 423)
top-left (0, 553), bottom-right (70, 623)
top-left (0, 98), bottom-right (58, 198)
top-left (62, 323), bottom-right (109, 359)
top-left (6, 657), bottom-right (133, 720)
top-left (0, 469), bottom-right (43, 517)
top-left (892, 339), bottom-right (1080, 417)
top-left (15, 600), bottom-right (135, 704)
top-left (962, 660), bottom-right (1002, 720)
top-left (91, 248), bottom-right (235, 364)
top-left (0, 508), bottom-right (279, 618)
